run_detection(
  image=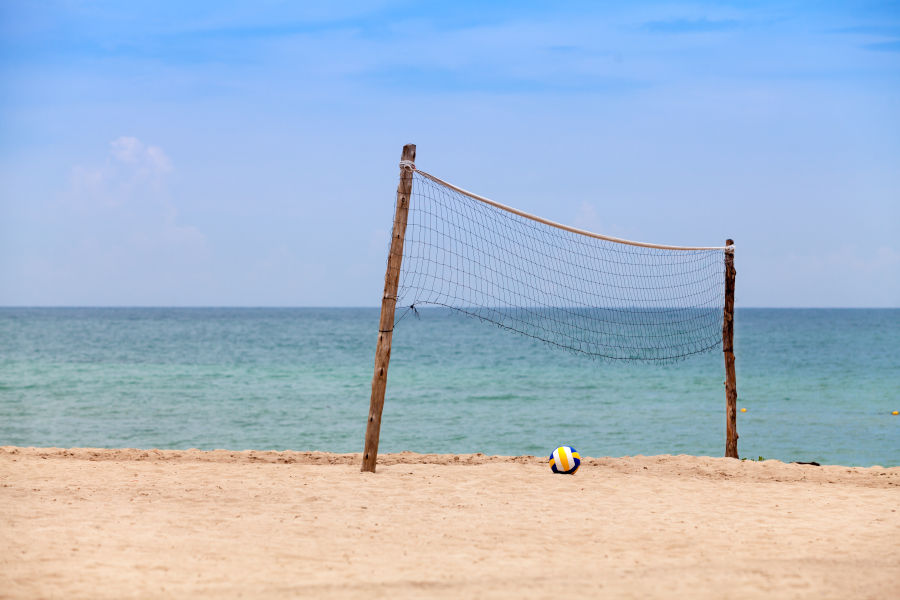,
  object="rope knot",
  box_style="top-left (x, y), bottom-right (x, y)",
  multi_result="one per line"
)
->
top-left (399, 160), bottom-right (416, 171)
